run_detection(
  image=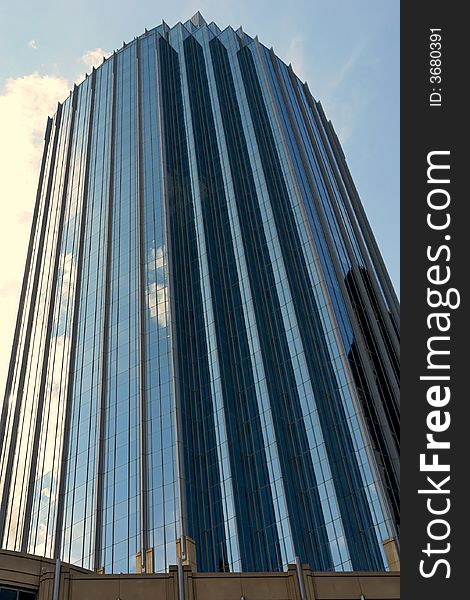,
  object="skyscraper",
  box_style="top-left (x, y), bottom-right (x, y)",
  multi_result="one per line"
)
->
top-left (0, 13), bottom-right (399, 575)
